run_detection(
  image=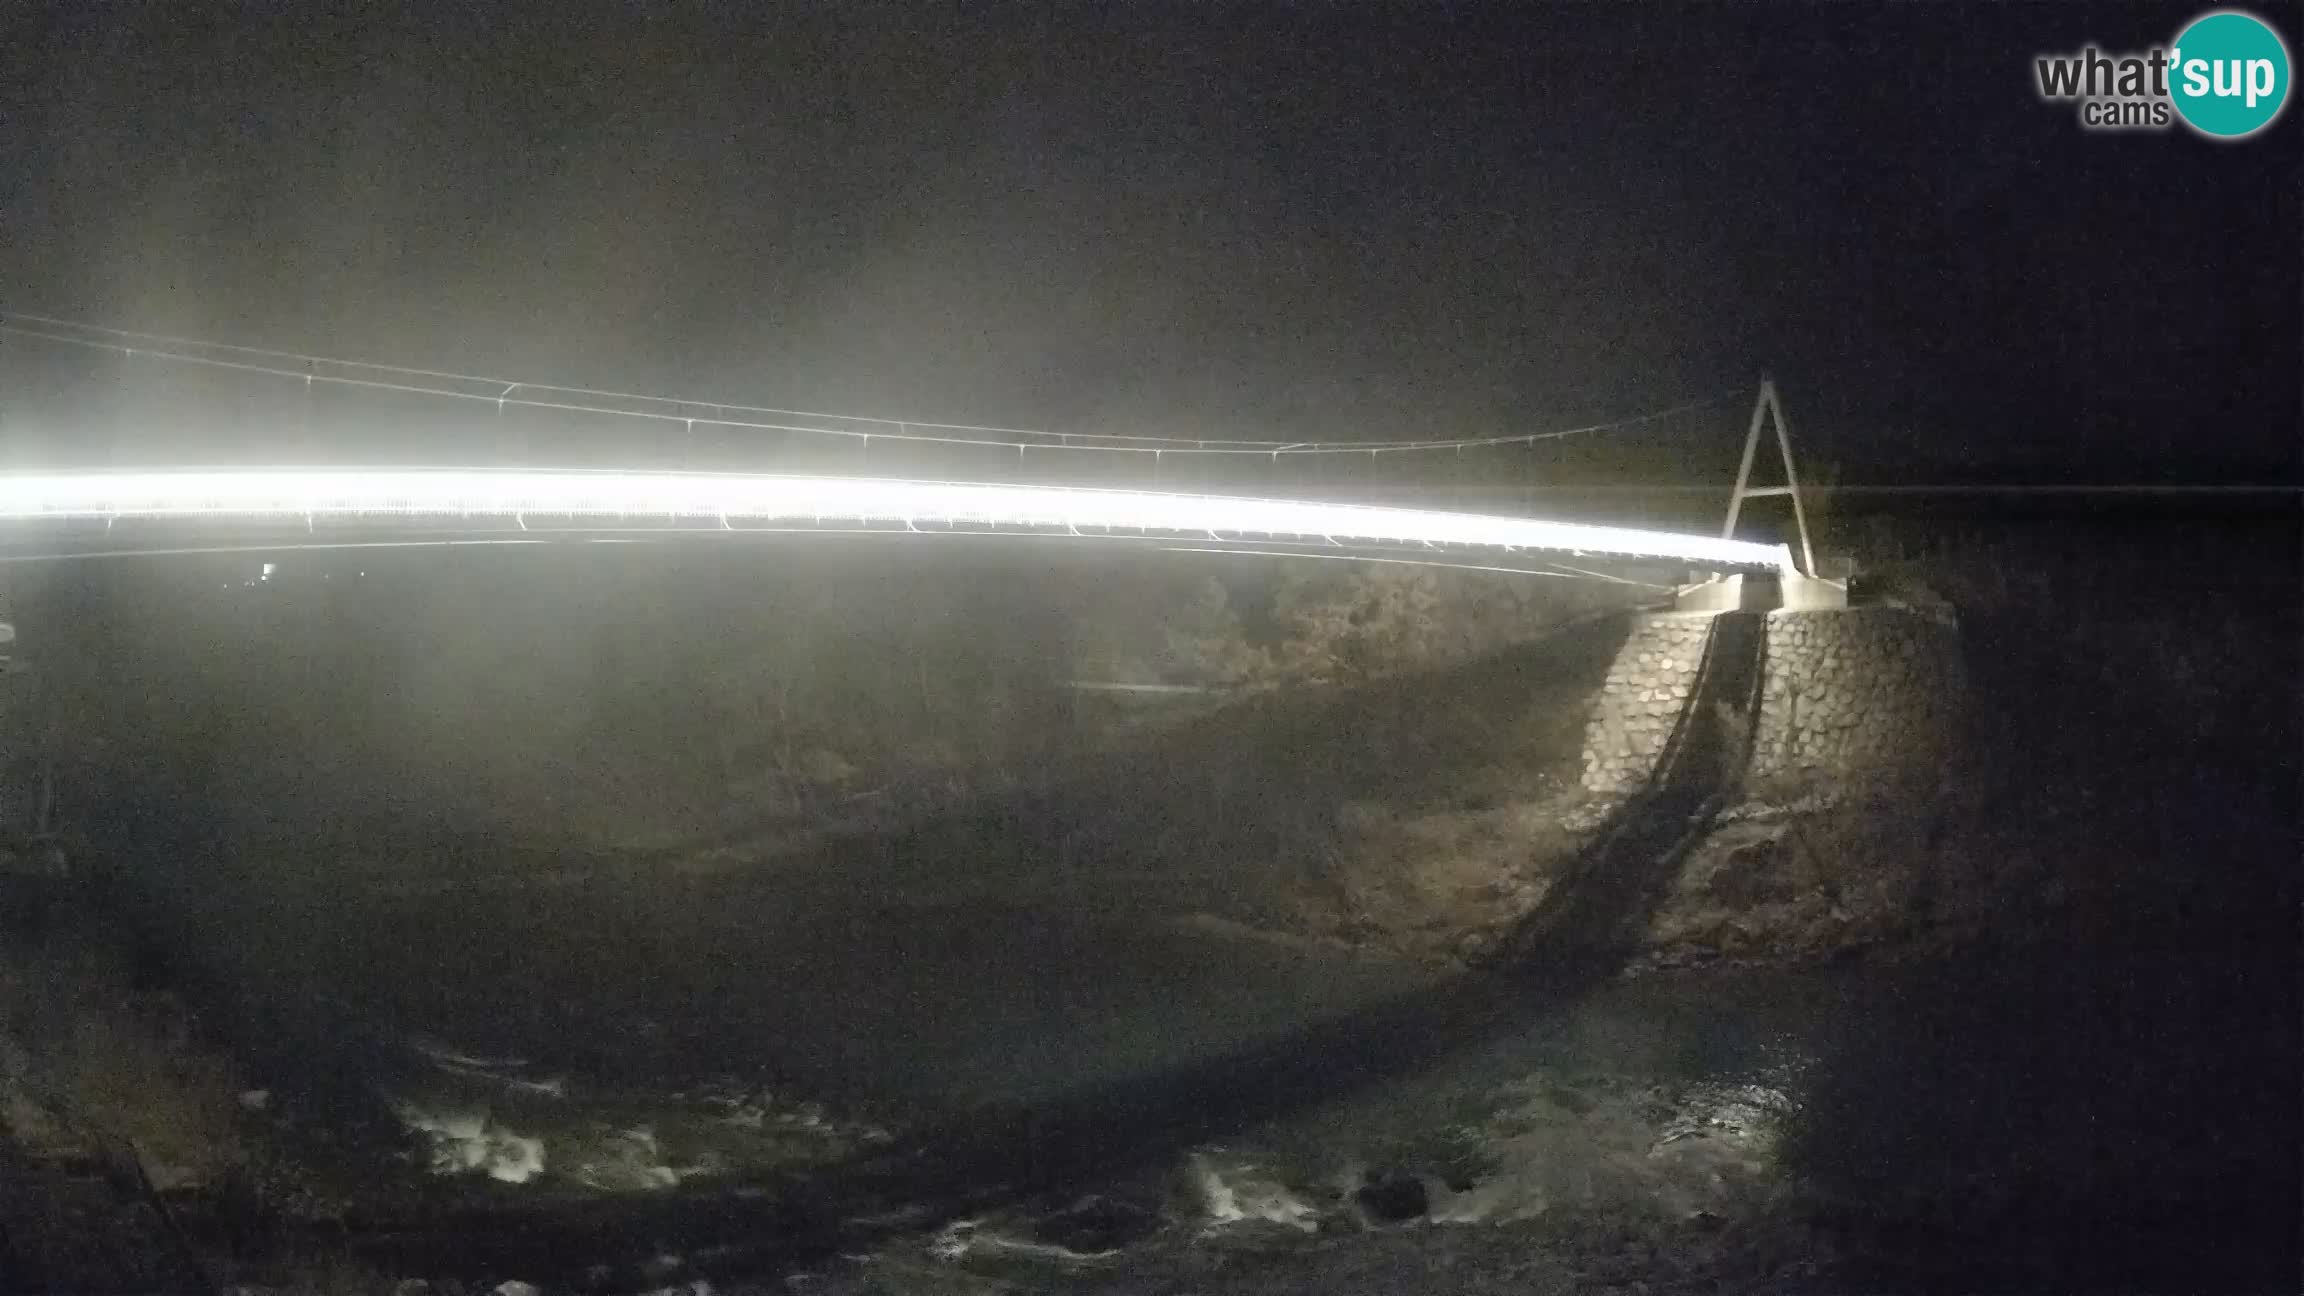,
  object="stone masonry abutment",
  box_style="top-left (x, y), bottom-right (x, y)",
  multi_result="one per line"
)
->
top-left (1582, 607), bottom-right (1963, 797)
